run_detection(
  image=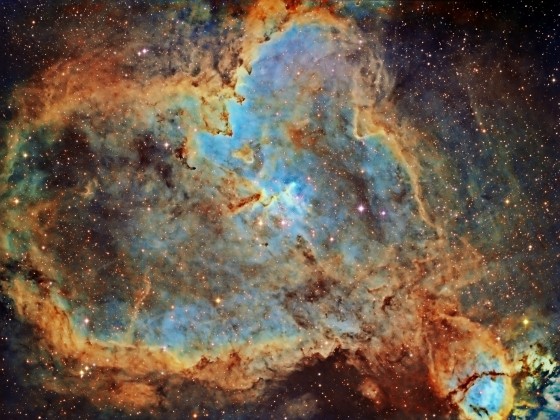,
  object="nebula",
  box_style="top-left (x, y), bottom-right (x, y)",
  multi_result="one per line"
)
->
top-left (1, 1), bottom-right (559, 418)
